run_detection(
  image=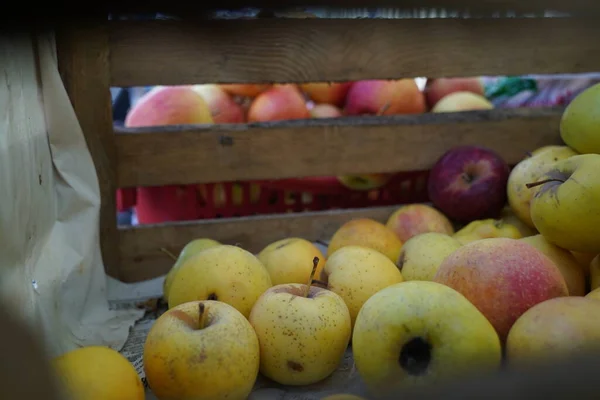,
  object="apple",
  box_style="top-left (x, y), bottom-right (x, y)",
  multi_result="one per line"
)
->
top-left (327, 218), bottom-right (403, 263)
top-left (520, 235), bottom-right (586, 296)
top-left (528, 154), bottom-right (600, 254)
top-left (300, 82), bottom-right (352, 107)
top-left (257, 237), bottom-right (326, 286)
top-left (499, 206), bottom-right (538, 238)
top-left (507, 145), bottom-right (577, 228)
top-left (125, 85), bottom-right (214, 126)
top-left (247, 84), bottom-right (310, 122)
top-left (168, 245), bottom-right (272, 318)
top-left (506, 297), bottom-right (600, 366)
top-left (248, 258), bottom-right (352, 386)
top-left (434, 238), bottom-right (569, 341)
top-left (586, 287), bottom-right (600, 301)
top-left (220, 83), bottom-right (272, 98)
top-left (344, 79), bottom-right (426, 116)
top-left (427, 145), bottom-right (511, 223)
top-left (560, 83), bottom-right (600, 154)
top-left (337, 173), bottom-right (392, 191)
top-left (452, 218), bottom-right (522, 245)
top-left (431, 91), bottom-right (494, 113)
top-left (590, 254), bottom-right (600, 291)
top-left (309, 103), bottom-right (343, 118)
top-left (192, 84), bottom-right (246, 123)
top-left (385, 203), bottom-right (455, 243)
top-left (162, 238), bottom-right (222, 301)
top-left (397, 232), bottom-right (462, 281)
top-left (53, 346), bottom-right (144, 400)
top-left (352, 281), bottom-right (501, 394)
top-left (424, 77), bottom-right (485, 109)
top-left (144, 300), bottom-right (259, 399)
top-left (321, 245), bottom-right (404, 329)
